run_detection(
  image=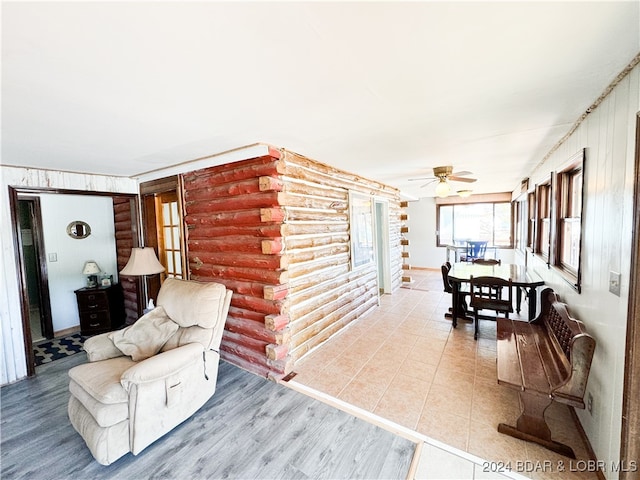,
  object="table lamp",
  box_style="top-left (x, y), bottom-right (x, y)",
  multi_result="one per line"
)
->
top-left (120, 247), bottom-right (165, 310)
top-left (82, 261), bottom-right (101, 287)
